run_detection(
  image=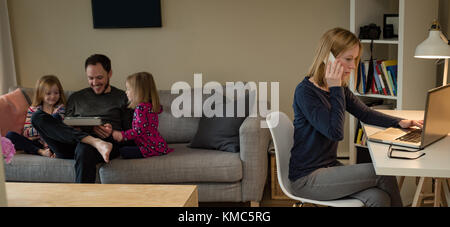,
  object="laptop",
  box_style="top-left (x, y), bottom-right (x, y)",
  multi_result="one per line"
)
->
top-left (368, 84), bottom-right (450, 149)
top-left (63, 117), bottom-right (102, 126)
